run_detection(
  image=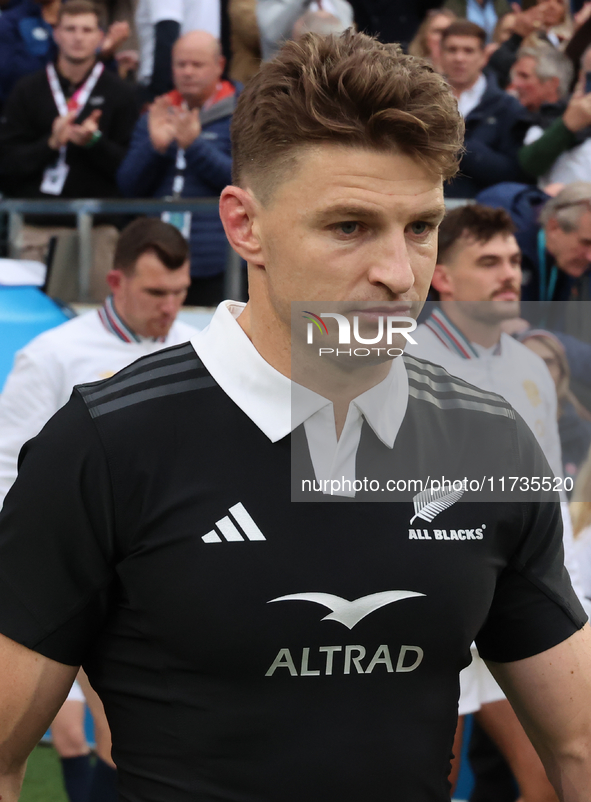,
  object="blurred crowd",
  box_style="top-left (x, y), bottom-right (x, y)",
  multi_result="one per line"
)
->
top-left (2, 0), bottom-right (591, 308)
top-left (3, 2), bottom-right (591, 802)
